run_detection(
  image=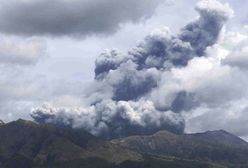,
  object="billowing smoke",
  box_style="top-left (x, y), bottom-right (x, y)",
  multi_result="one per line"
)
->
top-left (31, 101), bottom-right (185, 138)
top-left (31, 0), bottom-right (233, 139)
